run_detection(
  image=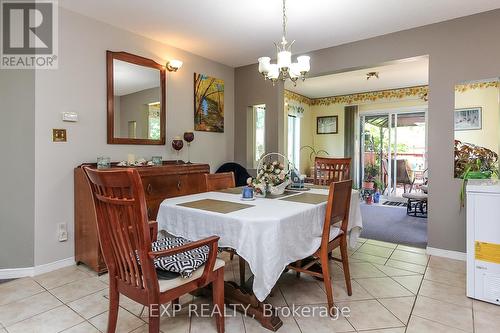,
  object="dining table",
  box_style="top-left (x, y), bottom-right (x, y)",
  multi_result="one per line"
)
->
top-left (156, 184), bottom-right (363, 331)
